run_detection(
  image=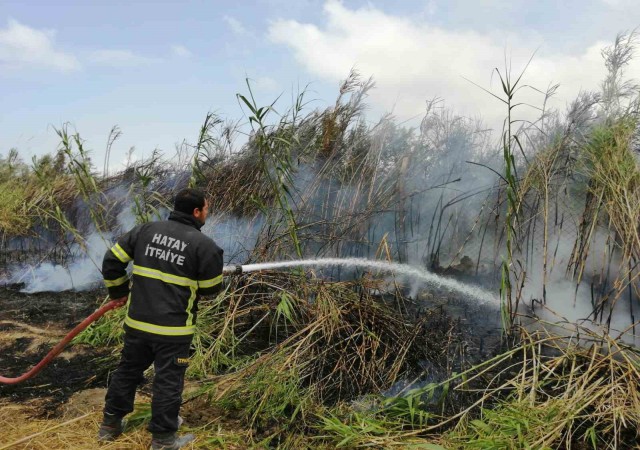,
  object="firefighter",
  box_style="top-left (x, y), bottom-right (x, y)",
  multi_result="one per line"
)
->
top-left (97, 188), bottom-right (224, 450)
